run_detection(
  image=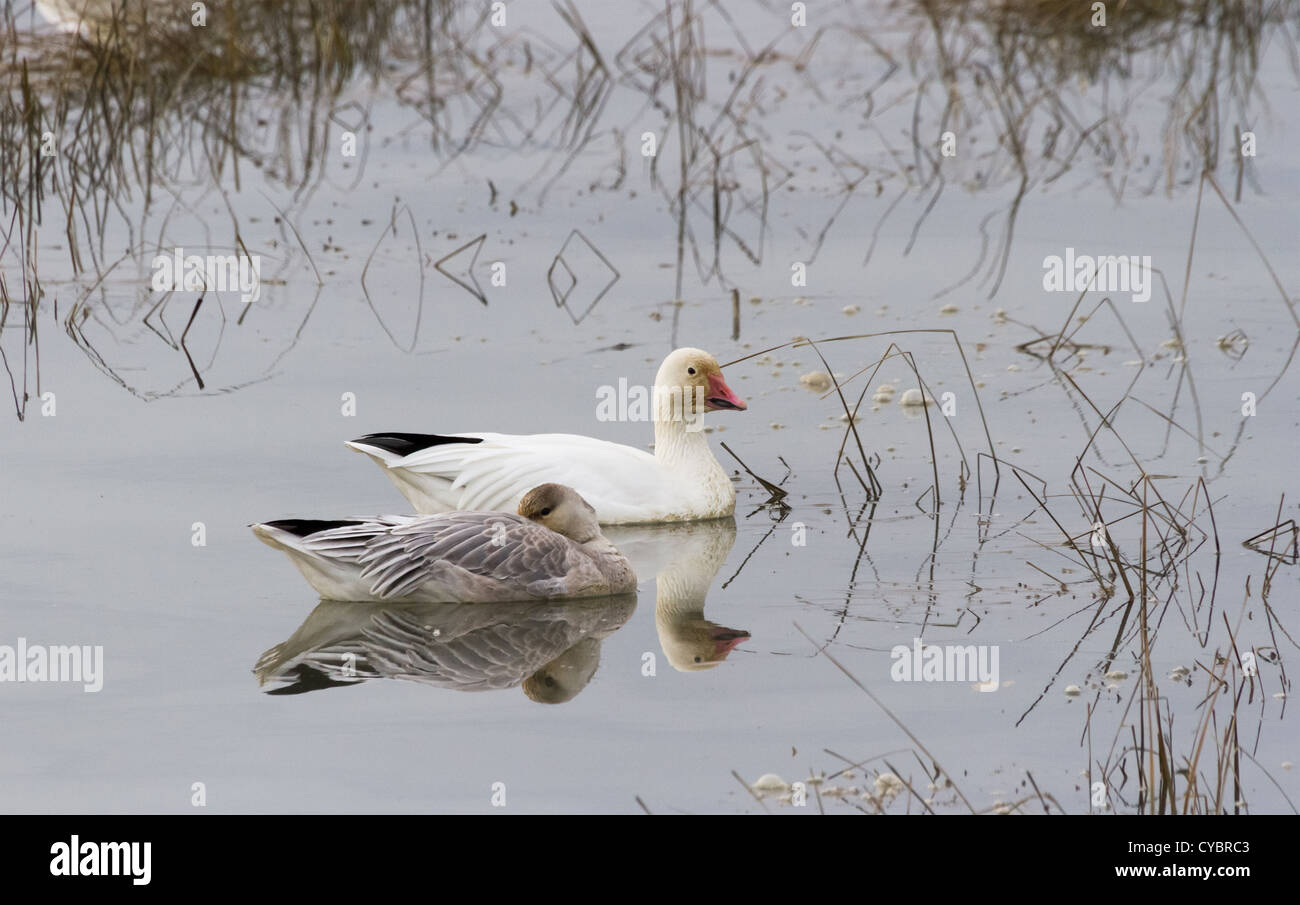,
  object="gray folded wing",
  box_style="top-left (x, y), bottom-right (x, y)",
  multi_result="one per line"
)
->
top-left (255, 598), bottom-right (637, 694)
top-left (360, 606), bottom-right (586, 690)
top-left (296, 513), bottom-right (601, 600)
